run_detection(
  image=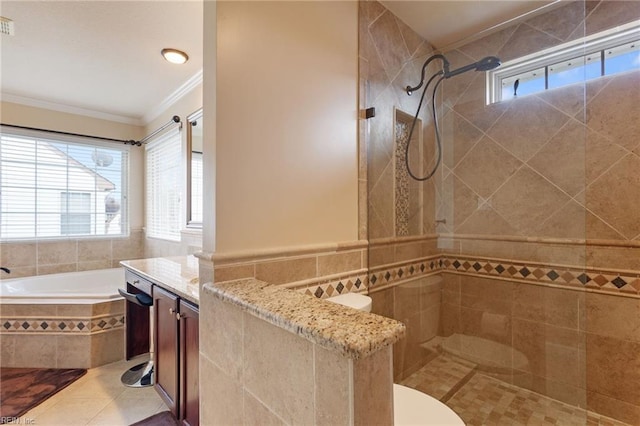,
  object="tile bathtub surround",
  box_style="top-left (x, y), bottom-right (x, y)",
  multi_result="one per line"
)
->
top-left (1, 300), bottom-right (125, 369)
top-left (0, 229), bottom-right (145, 278)
top-left (200, 280), bottom-right (398, 425)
